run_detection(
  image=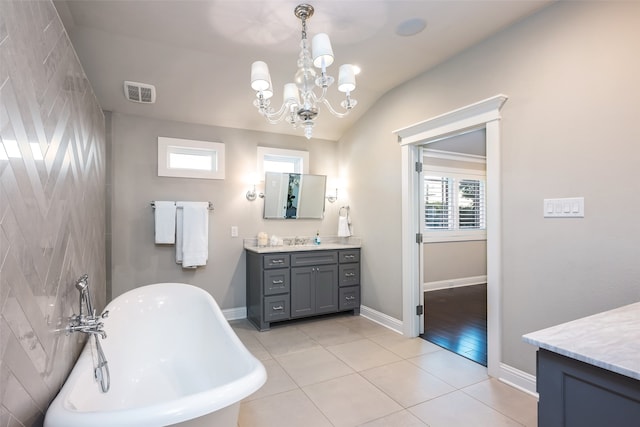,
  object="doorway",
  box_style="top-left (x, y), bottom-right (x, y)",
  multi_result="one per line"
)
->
top-left (419, 130), bottom-right (488, 366)
top-left (394, 95), bottom-right (507, 378)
